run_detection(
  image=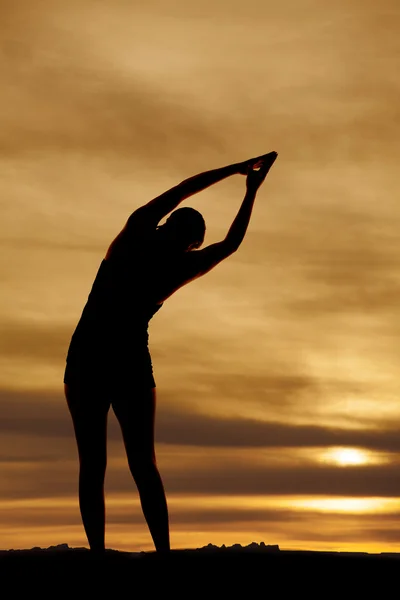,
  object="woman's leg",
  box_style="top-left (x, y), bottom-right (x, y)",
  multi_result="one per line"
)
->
top-left (112, 387), bottom-right (170, 553)
top-left (65, 382), bottom-right (109, 553)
